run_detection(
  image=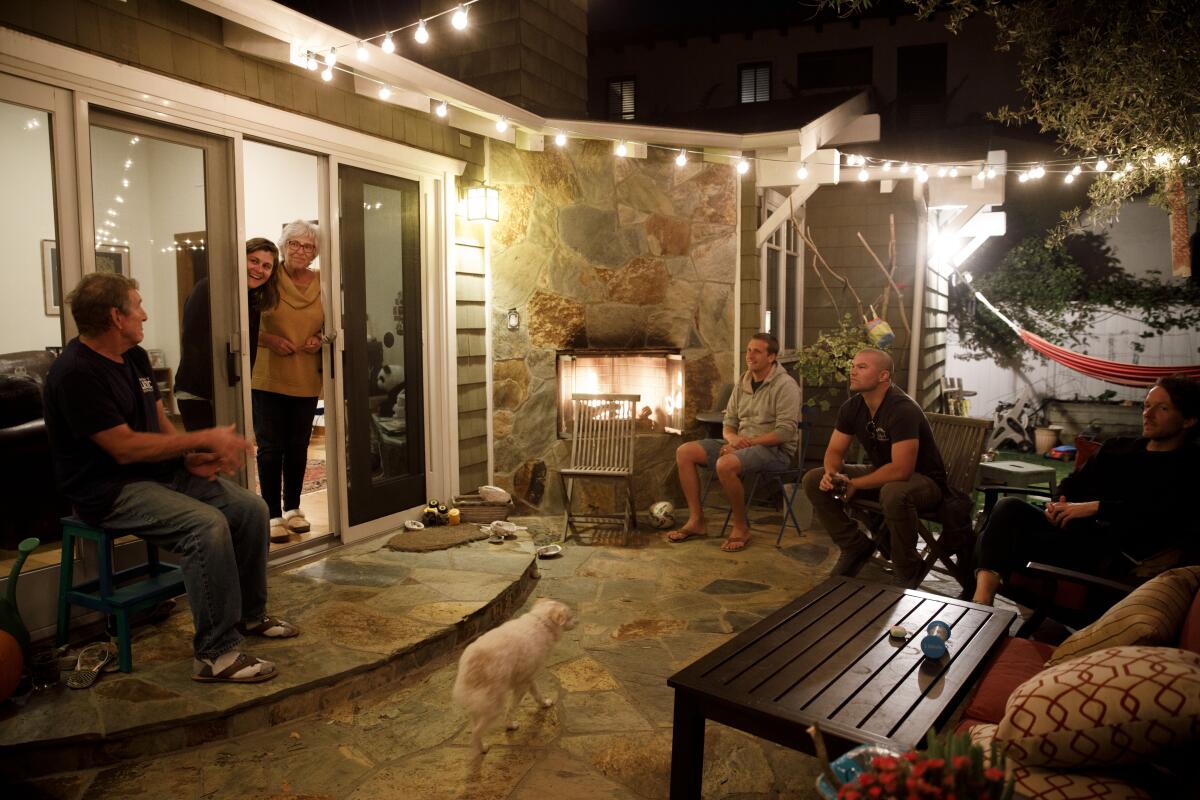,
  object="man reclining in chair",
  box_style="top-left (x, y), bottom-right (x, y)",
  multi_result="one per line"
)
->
top-left (972, 376), bottom-right (1200, 606)
top-left (668, 332), bottom-right (800, 552)
top-left (803, 348), bottom-right (949, 588)
top-left (44, 273), bottom-right (298, 684)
